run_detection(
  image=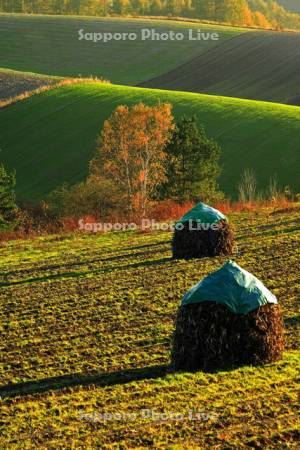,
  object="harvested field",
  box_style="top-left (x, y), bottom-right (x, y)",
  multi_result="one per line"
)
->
top-left (0, 69), bottom-right (56, 100)
top-left (141, 31), bottom-right (300, 104)
top-left (0, 14), bottom-right (241, 84)
top-left (0, 208), bottom-right (299, 448)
